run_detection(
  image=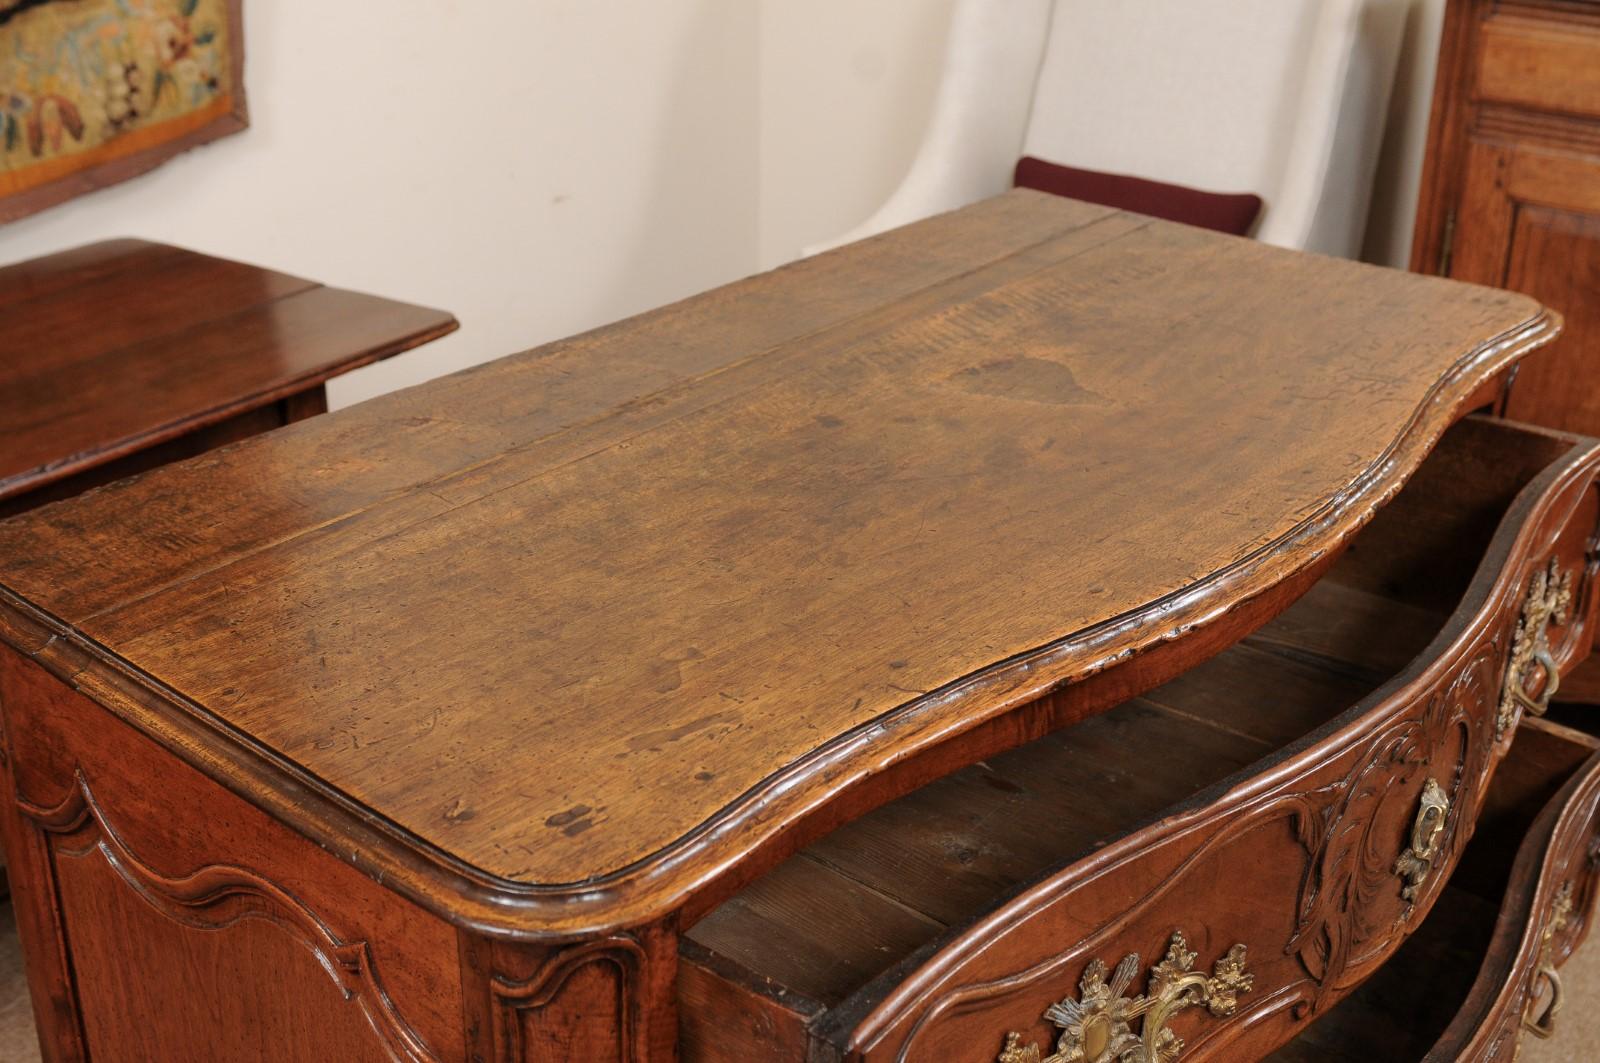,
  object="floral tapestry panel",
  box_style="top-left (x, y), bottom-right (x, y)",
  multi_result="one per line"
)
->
top-left (0, 0), bottom-right (246, 222)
